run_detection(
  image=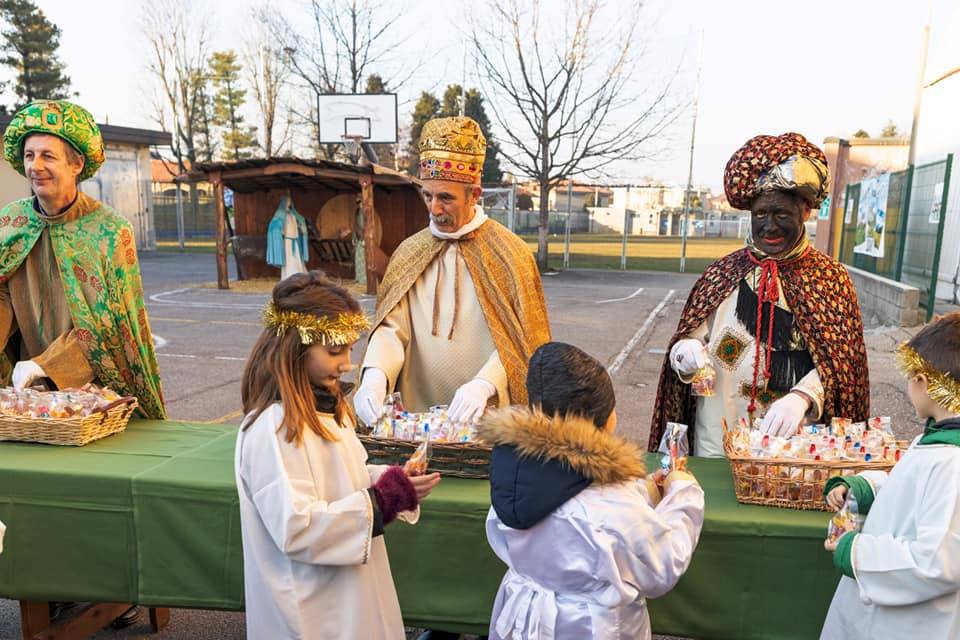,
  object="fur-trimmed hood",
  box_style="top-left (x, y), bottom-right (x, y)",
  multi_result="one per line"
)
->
top-left (477, 406), bottom-right (646, 530)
